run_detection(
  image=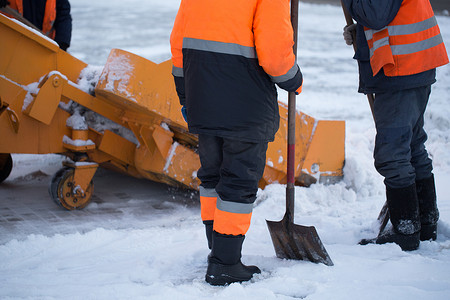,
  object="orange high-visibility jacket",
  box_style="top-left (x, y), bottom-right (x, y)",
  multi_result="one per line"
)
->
top-left (8, 0), bottom-right (56, 38)
top-left (170, 0), bottom-right (303, 143)
top-left (364, 0), bottom-right (449, 77)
